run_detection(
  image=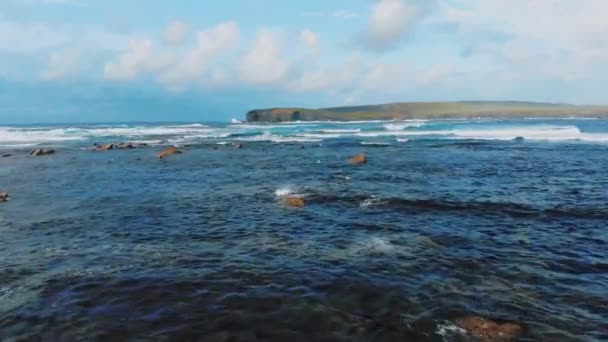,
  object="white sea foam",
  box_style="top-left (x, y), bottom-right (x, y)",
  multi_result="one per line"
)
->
top-left (320, 129), bottom-right (361, 134)
top-left (396, 138), bottom-right (409, 143)
top-left (274, 186), bottom-right (306, 198)
top-left (450, 125), bottom-right (608, 141)
top-left (360, 198), bottom-right (380, 209)
top-left (364, 237), bottom-right (394, 253)
top-left (384, 120), bottom-right (426, 131)
top-left (237, 132), bottom-right (322, 143)
top-left (435, 321), bottom-right (467, 338)
top-left (231, 118), bottom-right (243, 124)
top-left (0, 127), bottom-right (86, 144)
top-left (361, 141), bottom-right (391, 146)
